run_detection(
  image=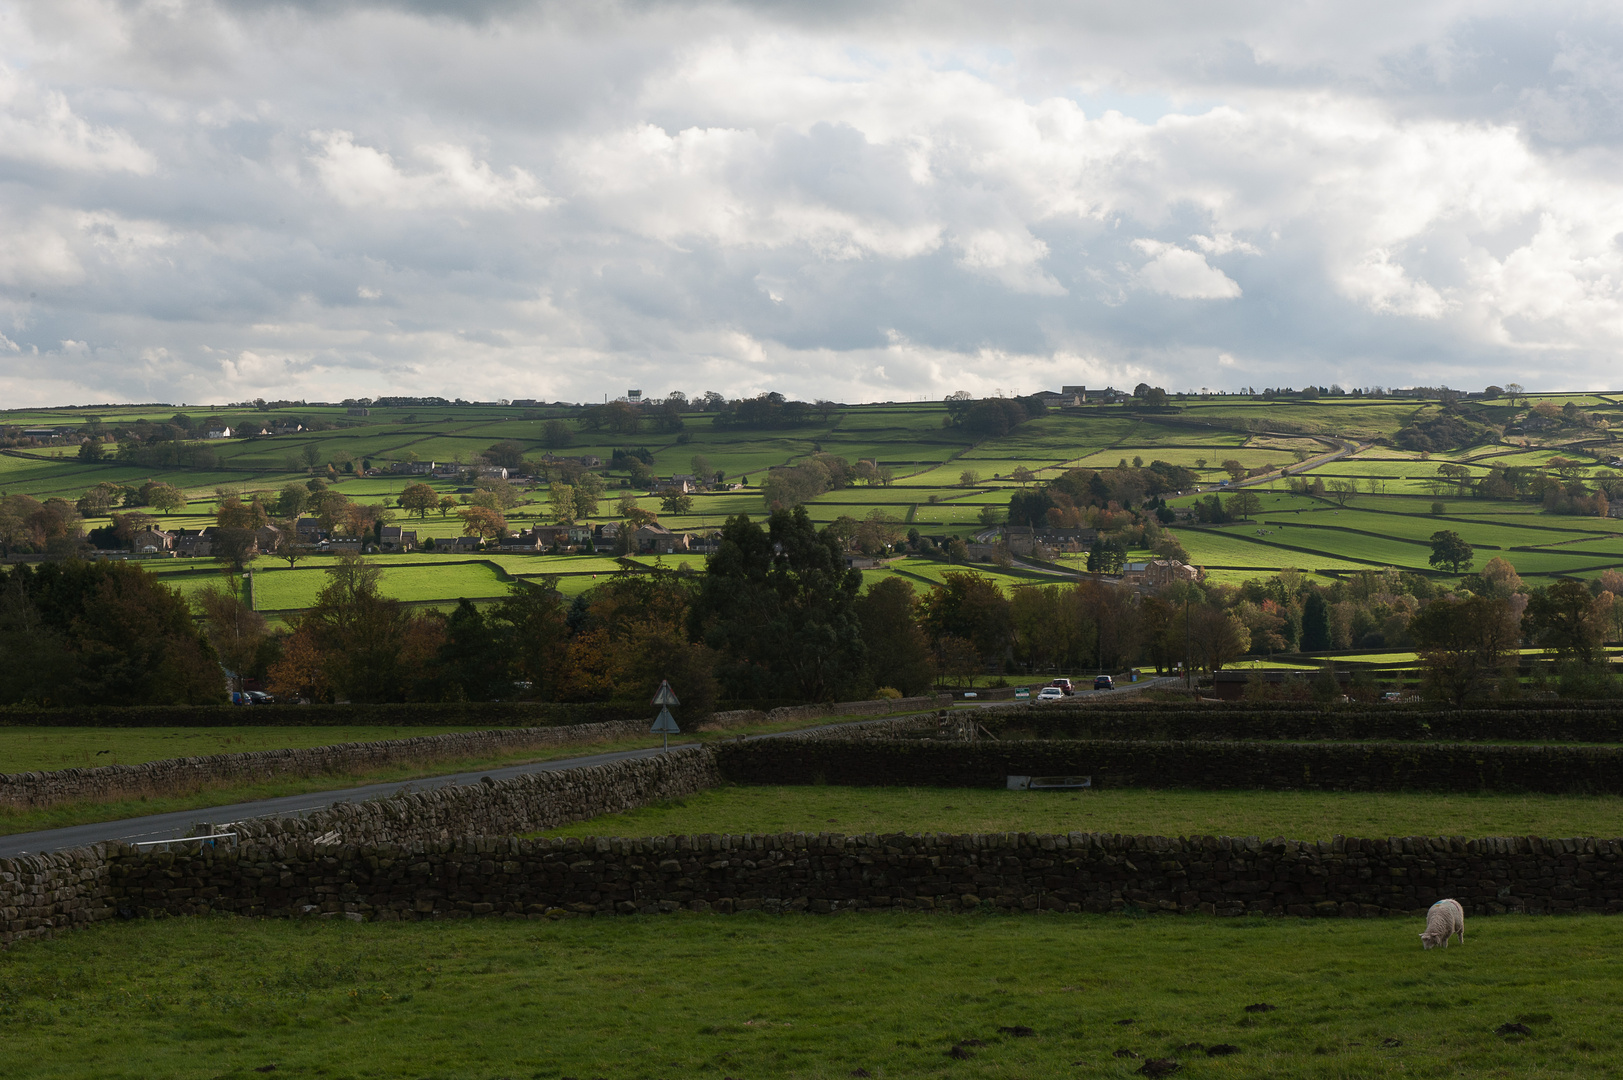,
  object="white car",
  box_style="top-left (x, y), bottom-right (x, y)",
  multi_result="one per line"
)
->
top-left (1036, 687), bottom-right (1066, 702)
